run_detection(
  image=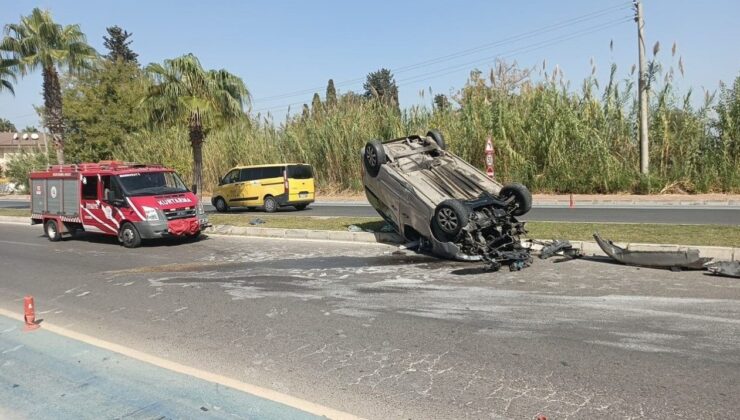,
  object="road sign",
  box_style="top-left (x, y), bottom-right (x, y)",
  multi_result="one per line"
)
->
top-left (485, 137), bottom-right (494, 179)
